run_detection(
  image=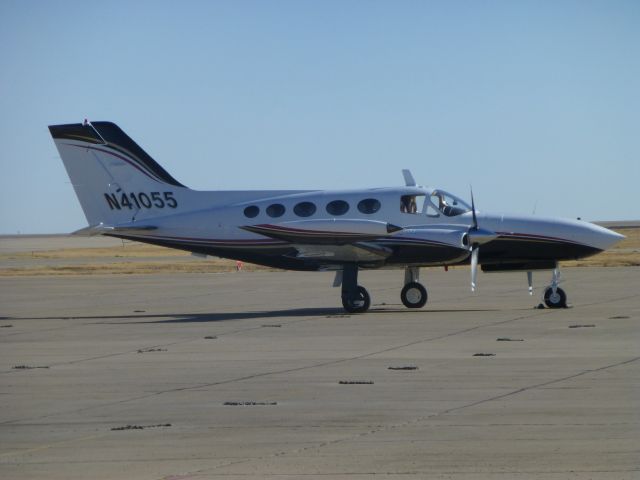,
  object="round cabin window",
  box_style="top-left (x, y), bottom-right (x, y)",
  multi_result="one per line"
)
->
top-left (293, 201), bottom-right (316, 217)
top-left (244, 205), bottom-right (259, 218)
top-left (326, 200), bottom-right (350, 216)
top-left (357, 198), bottom-right (381, 214)
top-left (266, 203), bottom-right (286, 218)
